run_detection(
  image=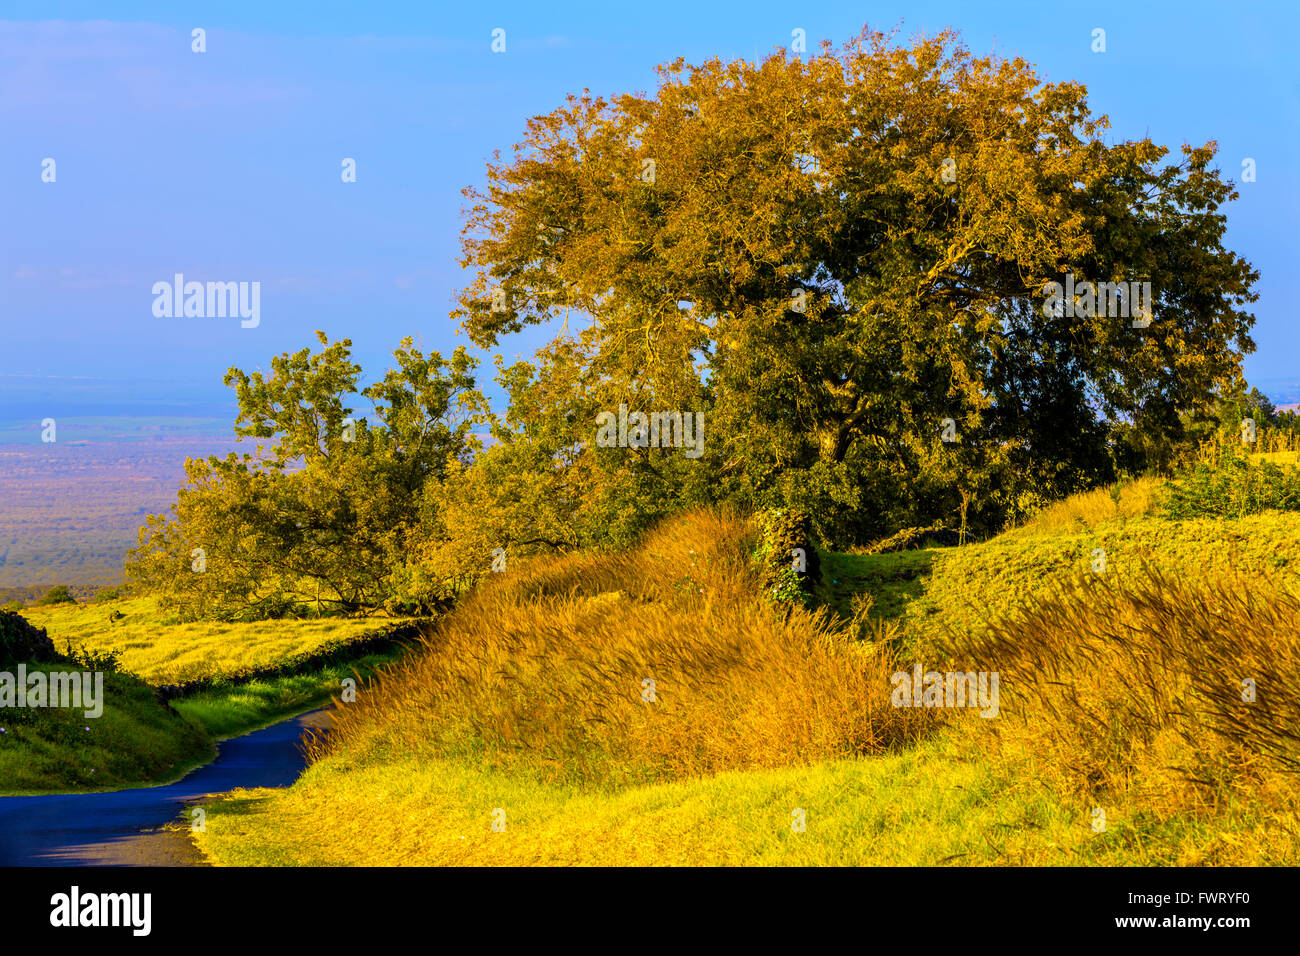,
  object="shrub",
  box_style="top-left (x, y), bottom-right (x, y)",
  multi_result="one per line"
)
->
top-left (1160, 451), bottom-right (1300, 519)
top-left (0, 610), bottom-right (59, 666)
top-left (61, 640), bottom-right (123, 674)
top-left (754, 508), bottom-right (821, 604)
top-left (93, 587), bottom-right (123, 604)
top-left (34, 585), bottom-right (76, 607)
